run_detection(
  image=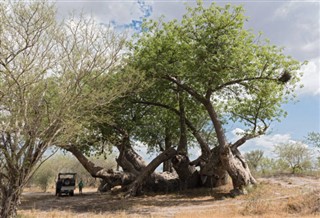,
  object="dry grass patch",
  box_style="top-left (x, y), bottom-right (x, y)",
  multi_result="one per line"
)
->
top-left (18, 176), bottom-right (320, 218)
top-left (174, 207), bottom-right (239, 218)
top-left (240, 185), bottom-right (277, 216)
top-left (286, 190), bottom-right (320, 215)
top-left (18, 210), bottom-right (149, 218)
top-left (240, 182), bottom-right (320, 217)
top-left (241, 197), bottom-right (273, 216)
